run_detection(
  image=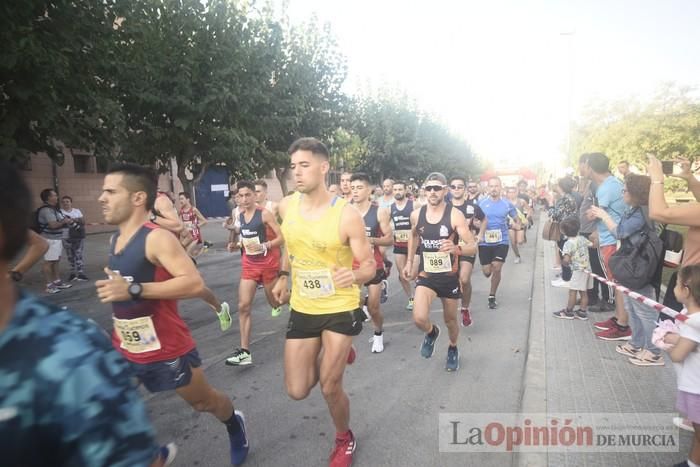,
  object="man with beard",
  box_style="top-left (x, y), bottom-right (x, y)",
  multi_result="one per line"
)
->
top-left (339, 171), bottom-right (353, 201)
top-left (390, 180), bottom-right (421, 310)
top-left (403, 173), bottom-right (476, 372)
